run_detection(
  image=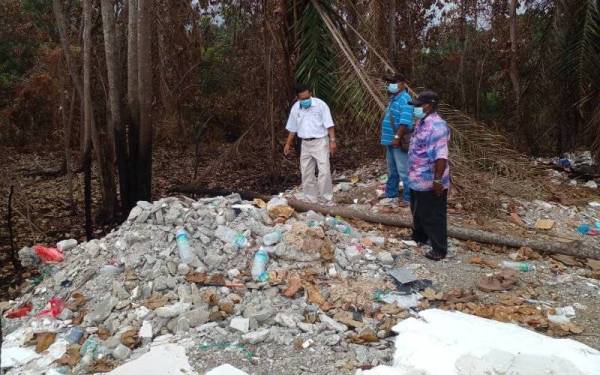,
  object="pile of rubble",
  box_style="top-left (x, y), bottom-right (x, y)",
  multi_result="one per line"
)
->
top-left (2, 194), bottom-right (410, 374)
top-left (3, 164), bottom-right (600, 374)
